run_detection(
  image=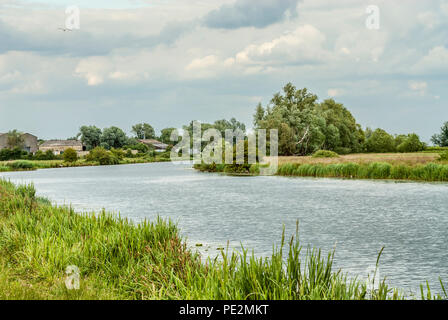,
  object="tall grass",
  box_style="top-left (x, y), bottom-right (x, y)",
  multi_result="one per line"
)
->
top-left (0, 179), bottom-right (446, 300)
top-left (276, 162), bottom-right (448, 182)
